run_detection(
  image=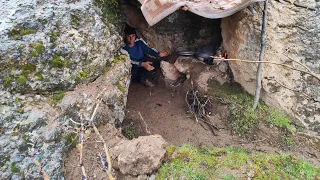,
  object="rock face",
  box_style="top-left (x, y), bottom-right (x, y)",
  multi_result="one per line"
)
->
top-left (0, 0), bottom-right (130, 179)
top-left (221, 1), bottom-right (320, 135)
top-left (174, 57), bottom-right (229, 92)
top-left (0, 0), bottom-right (121, 93)
top-left (111, 135), bottom-right (167, 176)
